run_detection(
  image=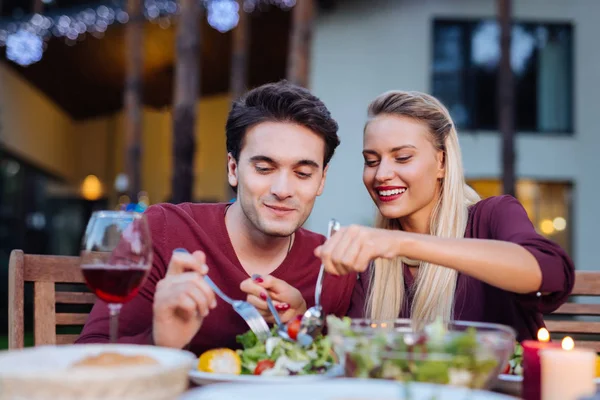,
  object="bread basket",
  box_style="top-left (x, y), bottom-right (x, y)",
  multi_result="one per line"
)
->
top-left (0, 344), bottom-right (196, 400)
